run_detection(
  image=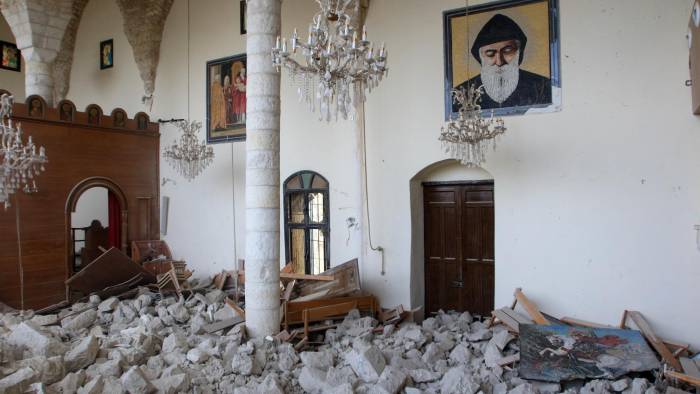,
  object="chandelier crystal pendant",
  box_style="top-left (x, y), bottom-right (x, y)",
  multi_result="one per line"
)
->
top-left (439, 85), bottom-right (506, 167)
top-left (0, 94), bottom-right (48, 209)
top-left (271, 0), bottom-right (388, 121)
top-left (439, 0), bottom-right (507, 167)
top-left (163, 120), bottom-right (214, 181)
